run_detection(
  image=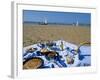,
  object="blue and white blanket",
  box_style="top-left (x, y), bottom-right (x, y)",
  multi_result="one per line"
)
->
top-left (23, 40), bottom-right (91, 68)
